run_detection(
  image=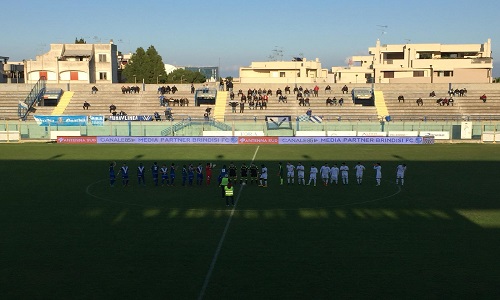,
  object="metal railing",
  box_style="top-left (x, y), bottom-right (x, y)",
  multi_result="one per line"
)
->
top-left (18, 77), bottom-right (46, 120)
